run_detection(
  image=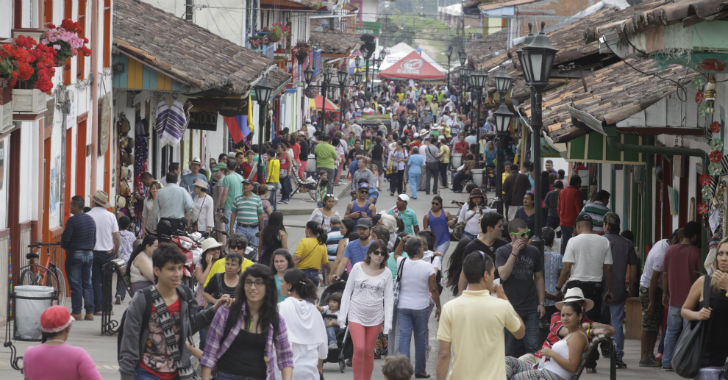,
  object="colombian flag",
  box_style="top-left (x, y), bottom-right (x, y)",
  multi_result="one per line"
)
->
top-left (223, 94), bottom-right (256, 143)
